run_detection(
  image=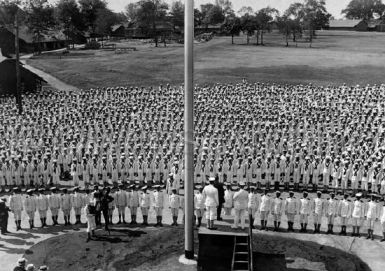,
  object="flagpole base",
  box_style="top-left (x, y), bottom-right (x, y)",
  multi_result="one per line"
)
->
top-left (179, 252), bottom-right (197, 265)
